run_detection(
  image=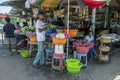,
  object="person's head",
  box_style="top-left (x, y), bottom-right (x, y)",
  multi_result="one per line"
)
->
top-left (38, 12), bottom-right (44, 20)
top-left (88, 31), bottom-right (93, 36)
top-left (5, 18), bottom-right (10, 23)
top-left (23, 22), bottom-right (28, 26)
top-left (16, 22), bottom-right (19, 25)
